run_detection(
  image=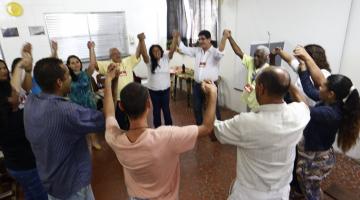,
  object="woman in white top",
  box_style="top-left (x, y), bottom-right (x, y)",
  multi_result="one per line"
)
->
top-left (142, 33), bottom-right (178, 128)
top-left (273, 44), bottom-right (331, 106)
